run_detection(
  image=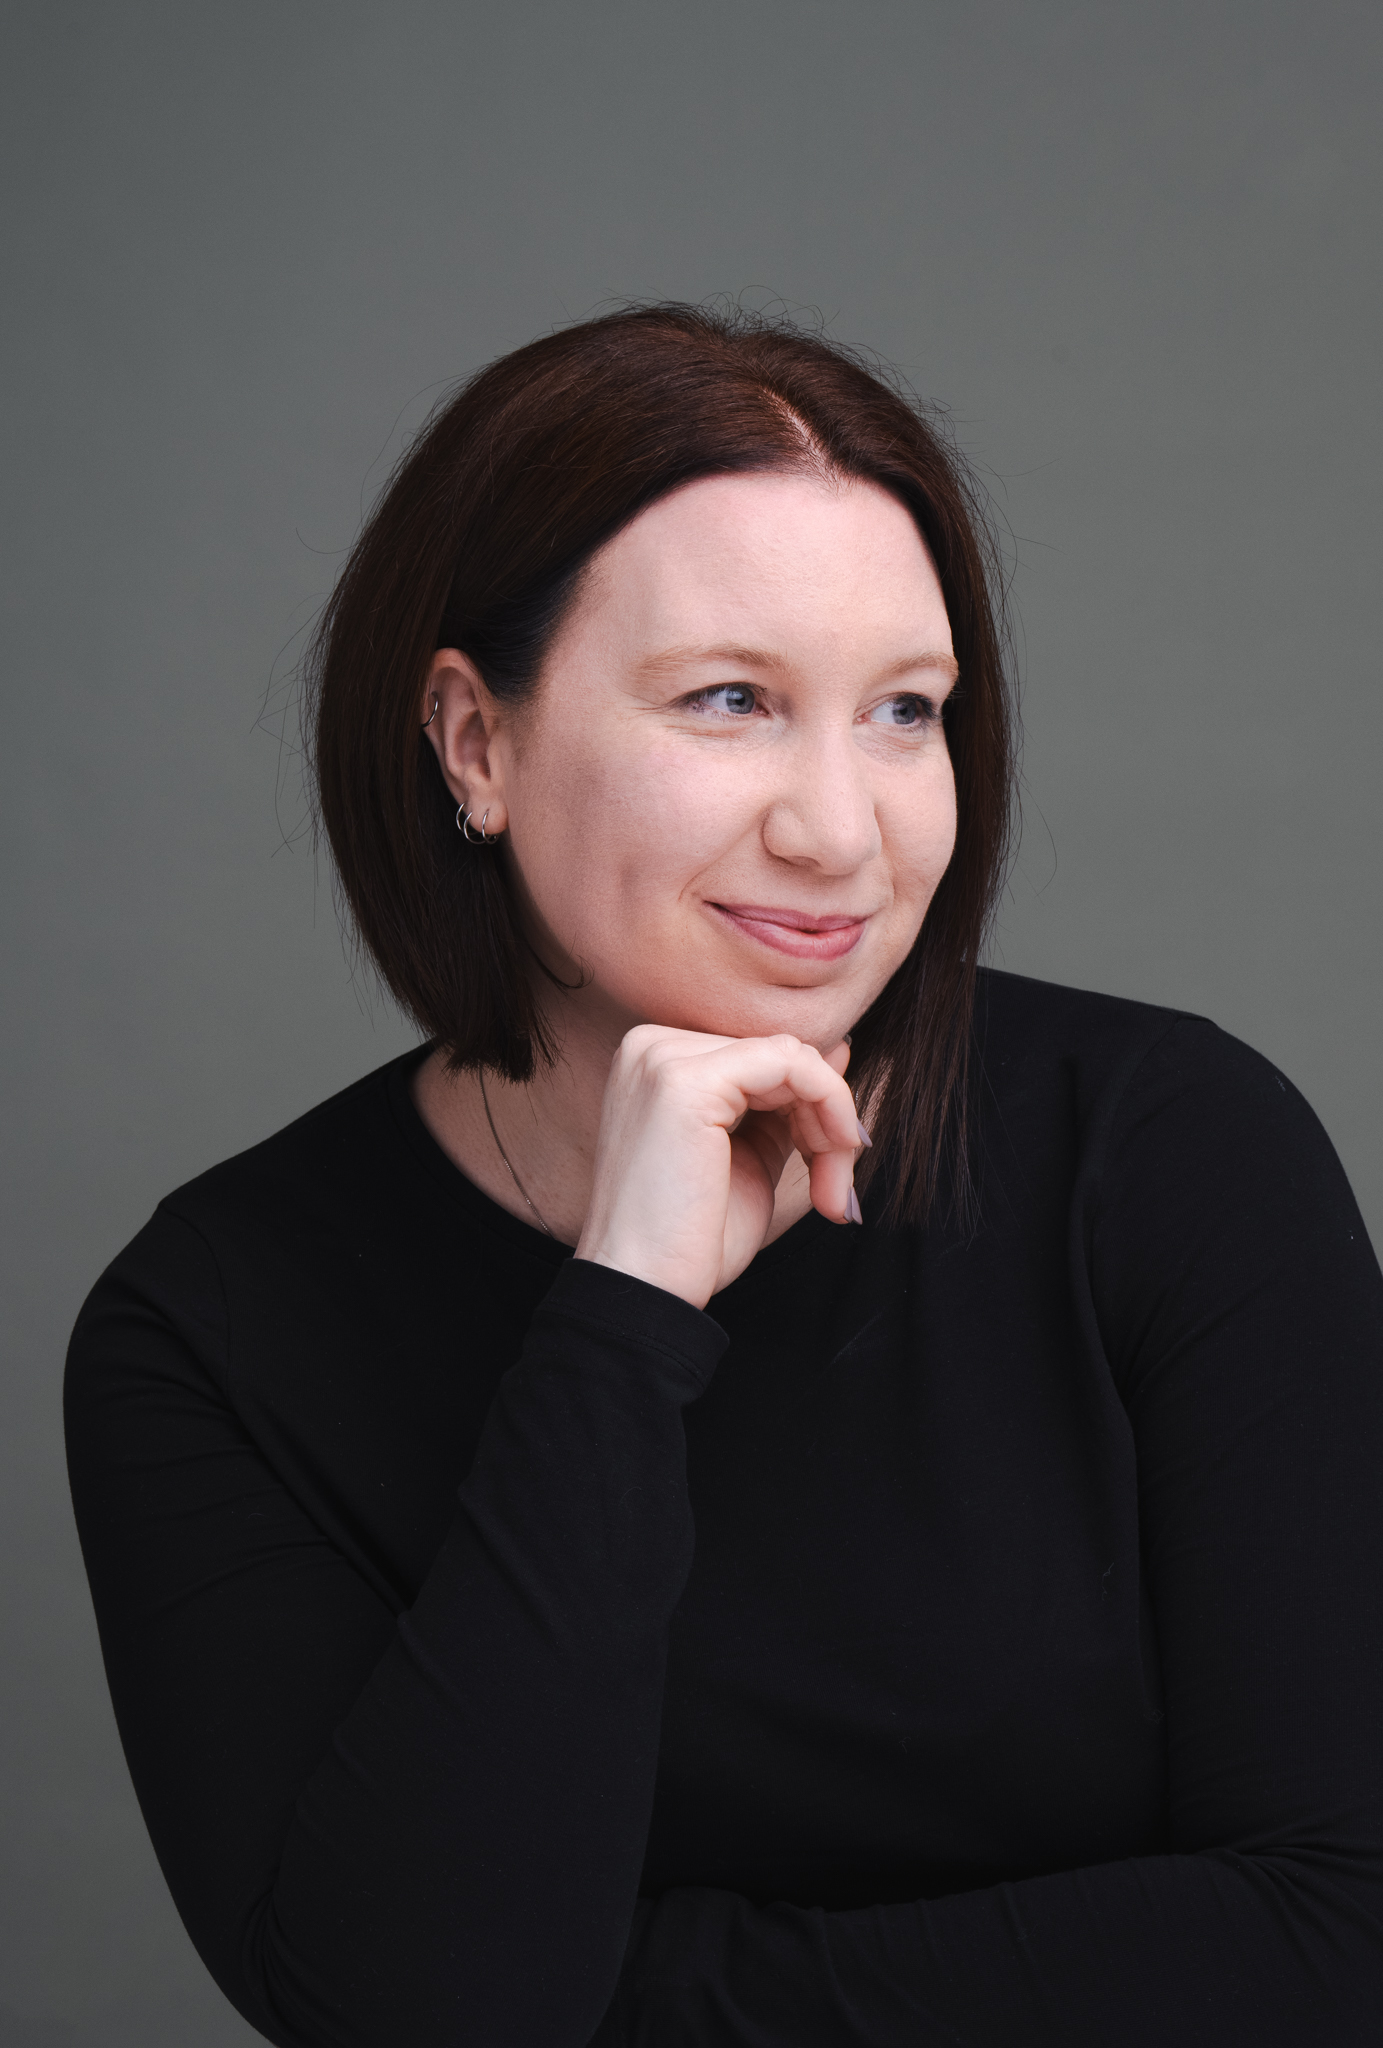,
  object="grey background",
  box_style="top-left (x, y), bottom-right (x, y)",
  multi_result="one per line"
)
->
top-left (3, 1), bottom-right (1379, 2039)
